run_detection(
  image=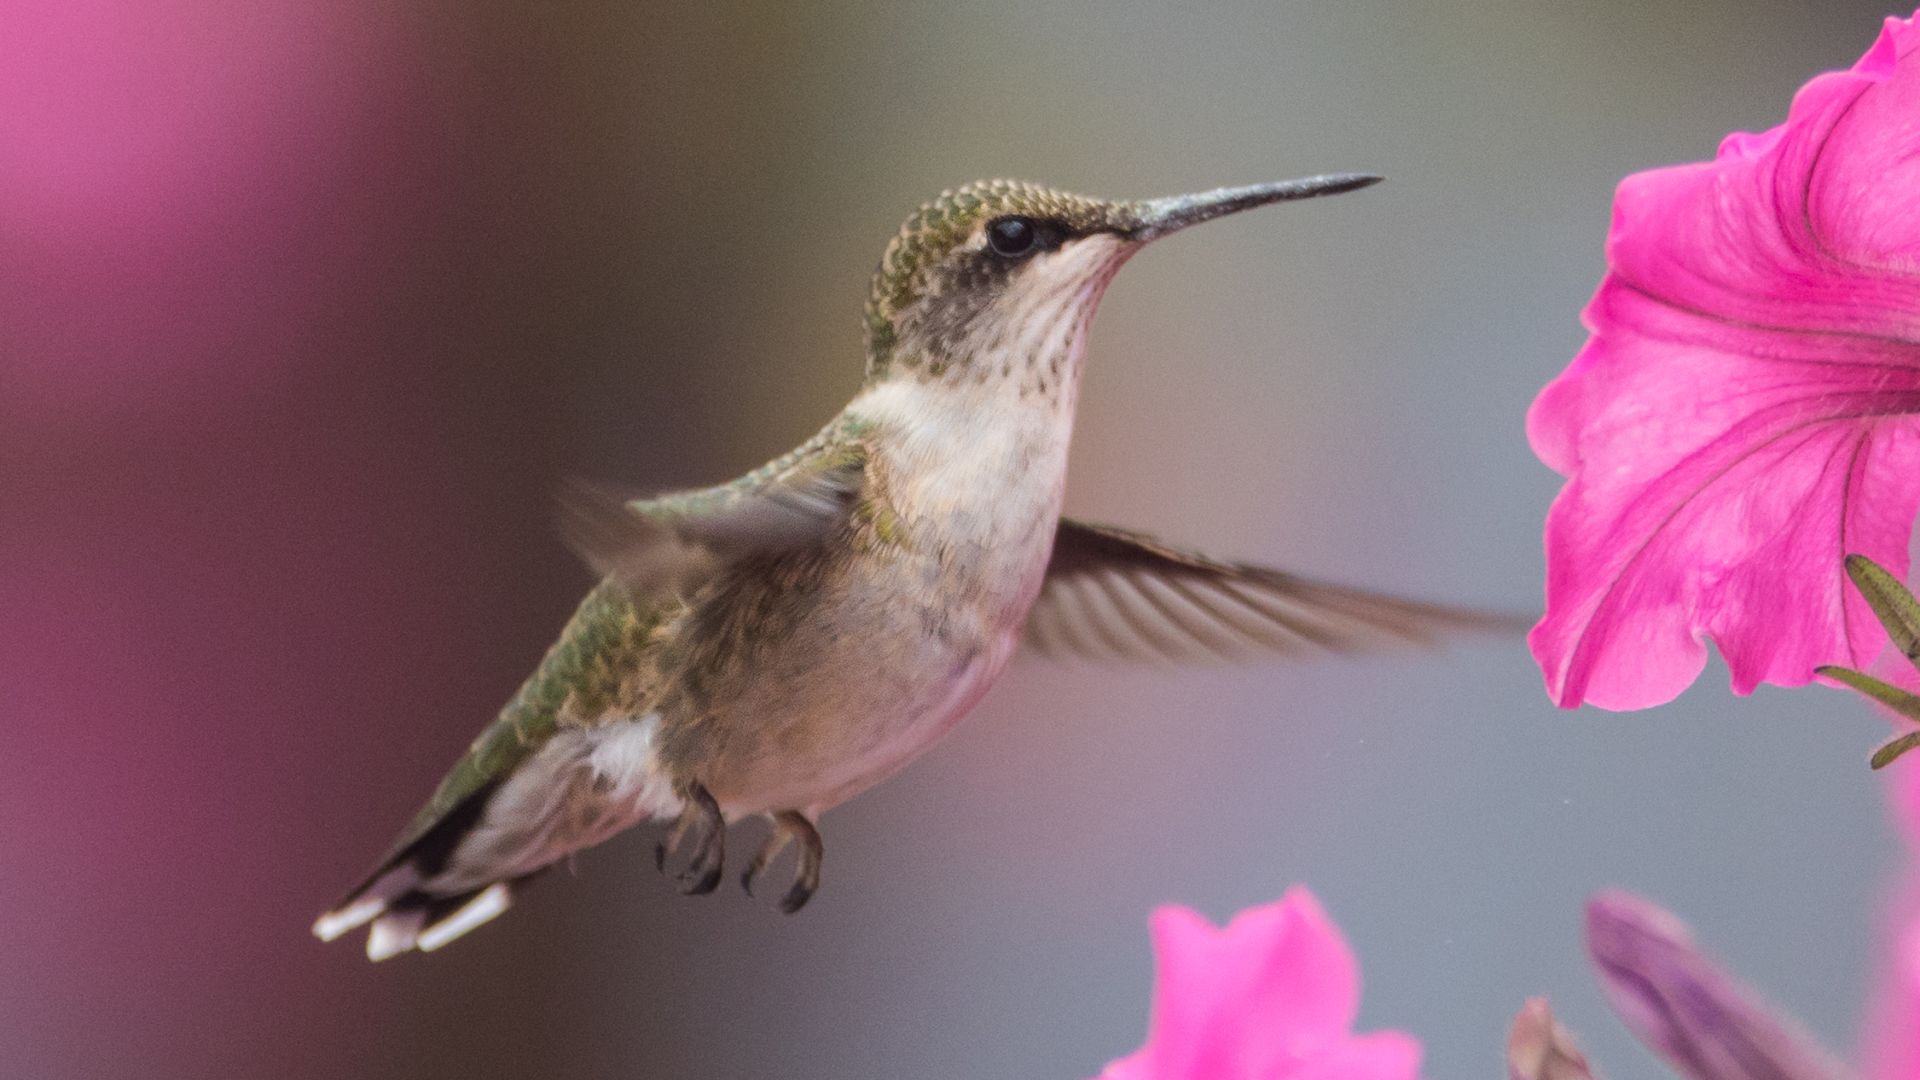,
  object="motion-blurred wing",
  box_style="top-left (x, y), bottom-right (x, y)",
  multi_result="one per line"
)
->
top-left (559, 442), bottom-right (868, 601)
top-left (1024, 519), bottom-right (1522, 663)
